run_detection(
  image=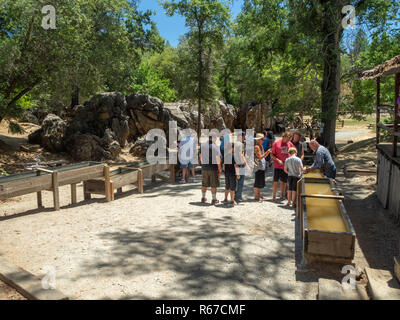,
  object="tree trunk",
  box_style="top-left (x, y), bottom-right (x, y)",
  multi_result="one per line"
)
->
top-left (71, 86), bottom-right (79, 108)
top-left (197, 27), bottom-right (203, 143)
top-left (320, 3), bottom-right (343, 154)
